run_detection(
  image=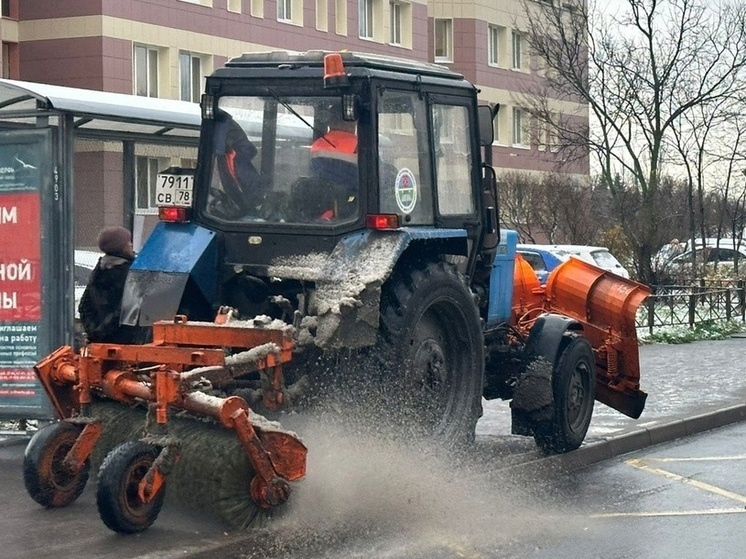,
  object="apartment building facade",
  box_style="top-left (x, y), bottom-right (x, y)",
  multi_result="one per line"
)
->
top-left (0, 0), bottom-right (588, 244)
